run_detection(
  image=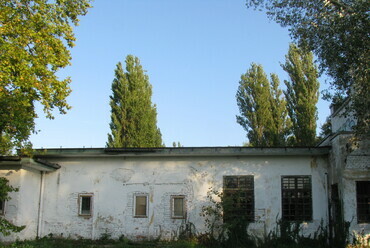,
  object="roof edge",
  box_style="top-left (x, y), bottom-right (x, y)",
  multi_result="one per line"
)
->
top-left (33, 146), bottom-right (331, 158)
